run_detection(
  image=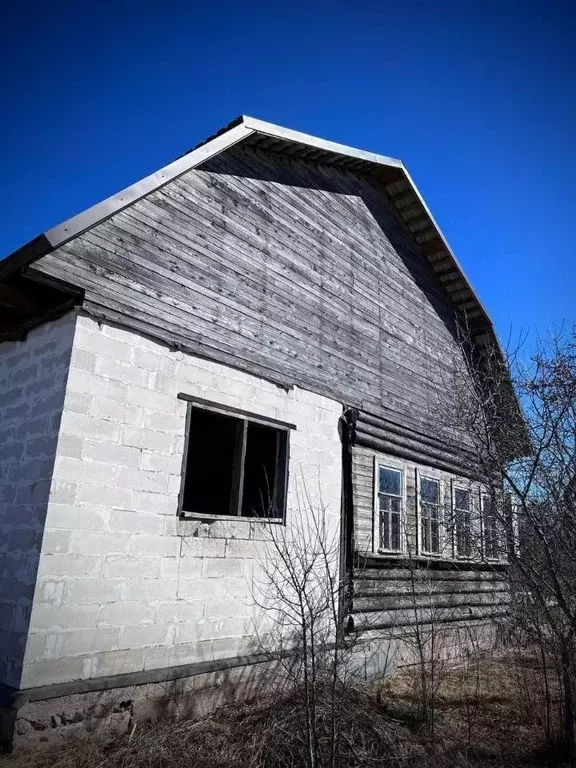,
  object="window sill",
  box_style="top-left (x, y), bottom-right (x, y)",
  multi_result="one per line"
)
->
top-left (179, 512), bottom-right (284, 524)
top-left (366, 551), bottom-right (508, 571)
